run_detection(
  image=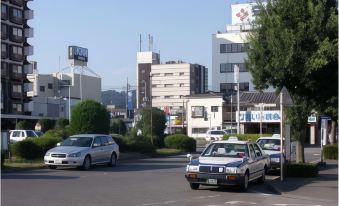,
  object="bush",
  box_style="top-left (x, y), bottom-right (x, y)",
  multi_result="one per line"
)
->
top-left (1, 151), bottom-right (7, 168)
top-left (71, 100), bottom-right (110, 134)
top-left (38, 119), bottom-right (56, 133)
top-left (111, 134), bottom-right (128, 152)
top-left (11, 137), bottom-right (61, 159)
top-left (164, 134), bottom-right (196, 152)
top-left (56, 118), bottom-right (69, 129)
top-left (286, 163), bottom-right (318, 177)
top-left (43, 128), bottom-right (73, 140)
top-left (16, 120), bottom-right (35, 130)
top-left (223, 134), bottom-right (272, 142)
top-left (323, 144), bottom-right (338, 160)
top-left (128, 141), bottom-right (156, 154)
